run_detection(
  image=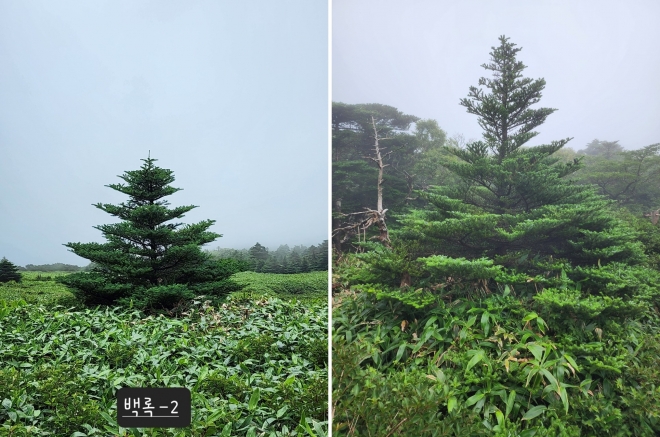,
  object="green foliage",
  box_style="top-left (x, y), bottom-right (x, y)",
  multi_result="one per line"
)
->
top-left (572, 142), bottom-right (660, 214)
top-left (346, 36), bottom-right (653, 326)
top-left (231, 271), bottom-right (327, 304)
top-left (0, 258), bottom-right (22, 283)
top-left (577, 139), bottom-right (625, 159)
top-left (332, 102), bottom-right (458, 251)
top-left (23, 263), bottom-right (88, 272)
top-left (0, 272), bottom-right (77, 308)
top-left (332, 102), bottom-right (420, 164)
top-left (422, 255), bottom-right (501, 283)
top-left (617, 209), bottom-right (660, 268)
top-left (332, 35), bottom-right (660, 437)
top-left (0, 296), bottom-right (327, 436)
top-left (240, 241), bottom-right (328, 274)
top-left (60, 157), bottom-right (248, 311)
top-left (333, 291), bottom-right (660, 436)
